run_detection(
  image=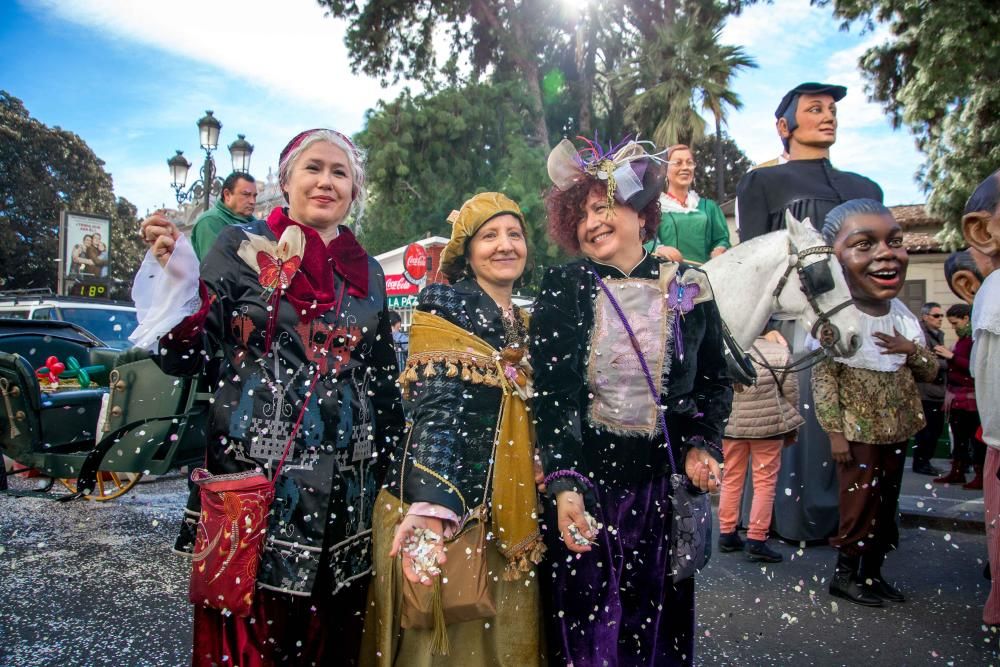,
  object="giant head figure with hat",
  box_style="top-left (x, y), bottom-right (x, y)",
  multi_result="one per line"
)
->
top-left (775, 82), bottom-right (847, 160)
